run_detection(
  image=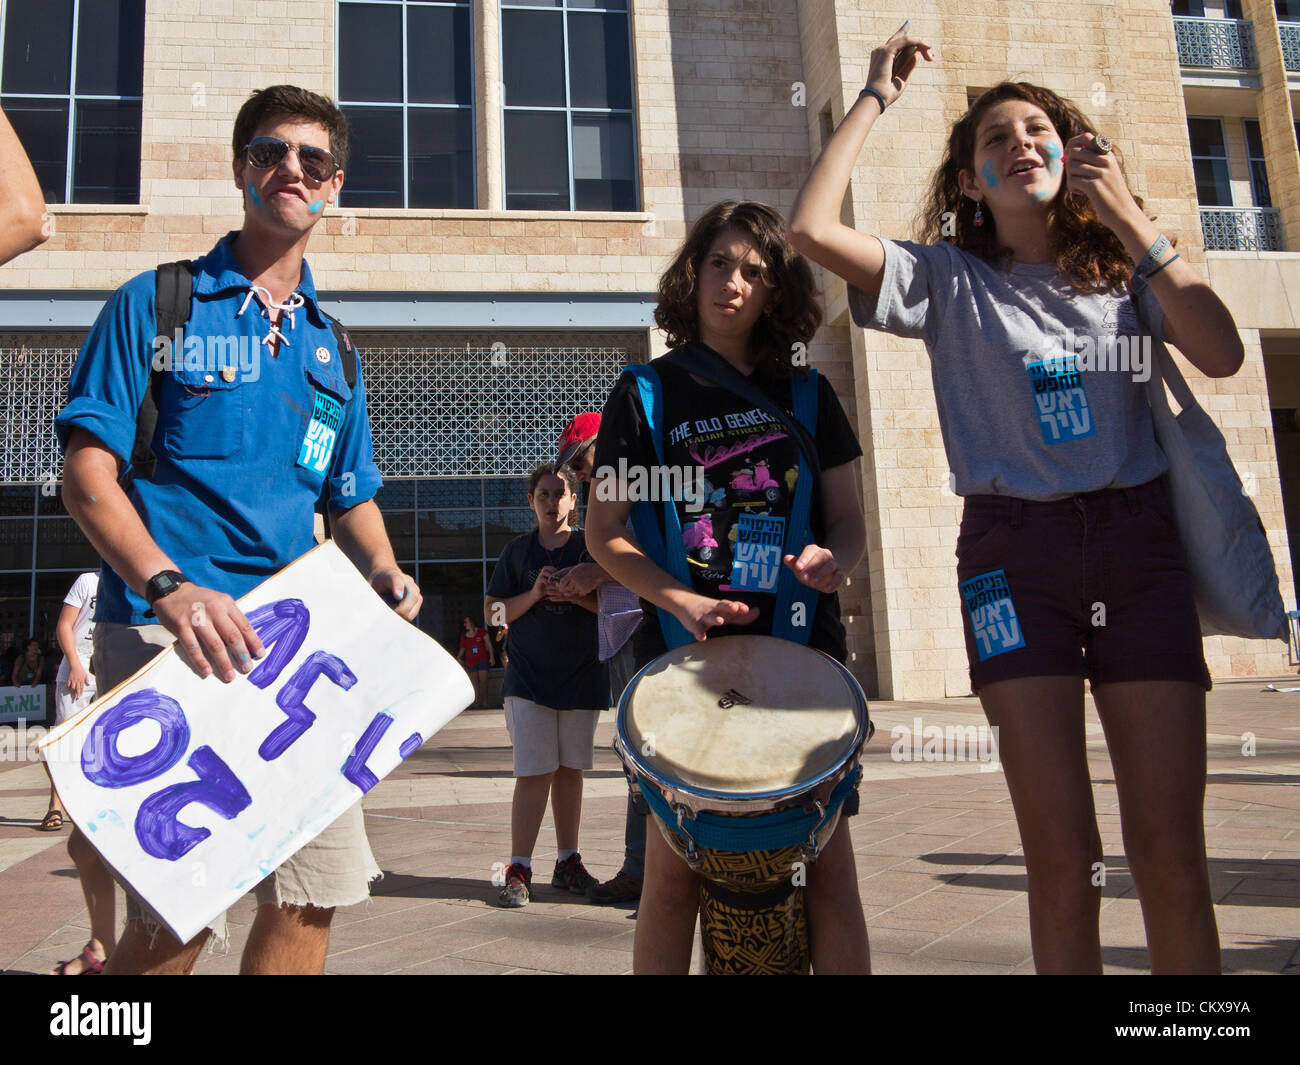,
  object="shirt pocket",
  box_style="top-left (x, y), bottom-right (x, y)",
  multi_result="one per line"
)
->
top-left (161, 366), bottom-right (245, 460)
top-left (296, 365), bottom-right (352, 477)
